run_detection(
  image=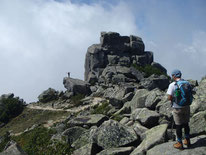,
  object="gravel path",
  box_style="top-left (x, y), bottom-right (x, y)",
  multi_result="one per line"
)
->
top-left (27, 97), bottom-right (105, 113)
